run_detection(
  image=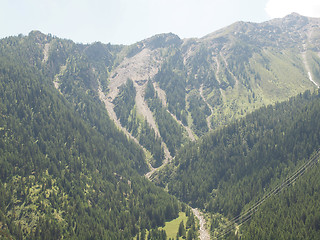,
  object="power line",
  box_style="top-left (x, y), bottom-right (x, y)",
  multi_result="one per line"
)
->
top-left (214, 149), bottom-right (320, 239)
